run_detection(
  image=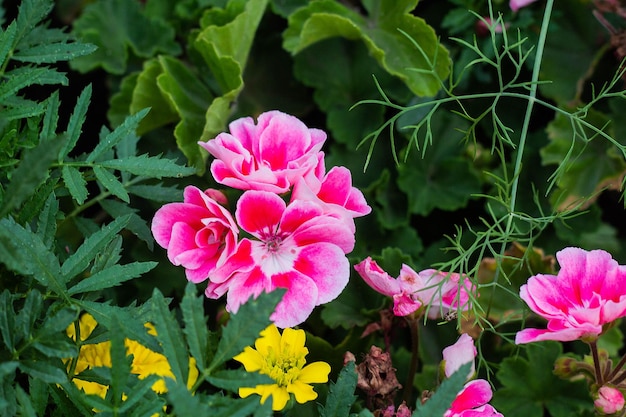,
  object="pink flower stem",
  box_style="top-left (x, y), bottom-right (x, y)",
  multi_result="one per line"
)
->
top-left (403, 316), bottom-right (420, 405)
top-left (590, 341), bottom-right (604, 385)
